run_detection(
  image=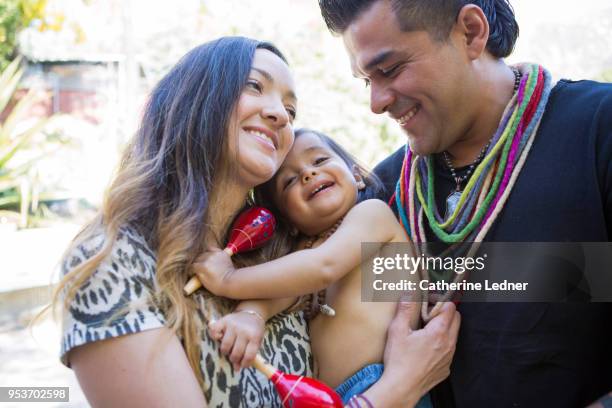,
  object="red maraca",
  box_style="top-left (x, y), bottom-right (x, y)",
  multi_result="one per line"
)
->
top-left (184, 206), bottom-right (276, 295)
top-left (253, 355), bottom-right (343, 408)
